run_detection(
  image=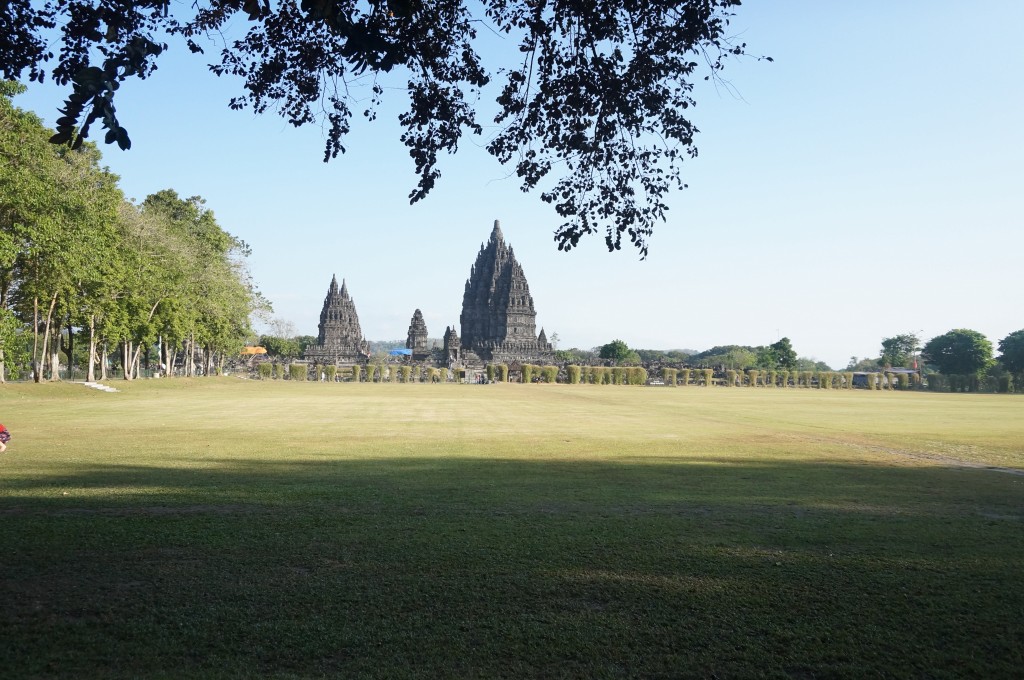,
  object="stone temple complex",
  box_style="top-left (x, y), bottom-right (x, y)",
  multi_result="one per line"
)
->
top-left (303, 275), bottom-right (370, 364)
top-left (458, 220), bottom-right (552, 364)
top-left (302, 220), bottom-right (551, 368)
